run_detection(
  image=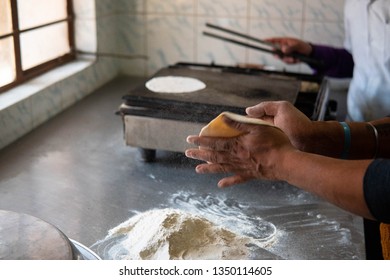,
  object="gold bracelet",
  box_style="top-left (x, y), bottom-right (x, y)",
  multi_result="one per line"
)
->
top-left (367, 122), bottom-right (379, 158)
